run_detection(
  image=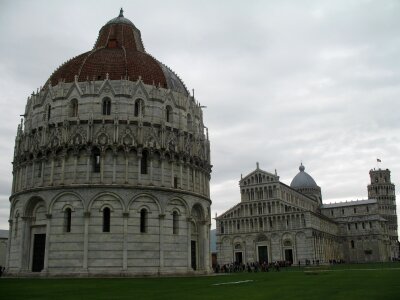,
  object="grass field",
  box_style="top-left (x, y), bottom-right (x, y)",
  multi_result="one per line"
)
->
top-left (1, 263), bottom-right (400, 300)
